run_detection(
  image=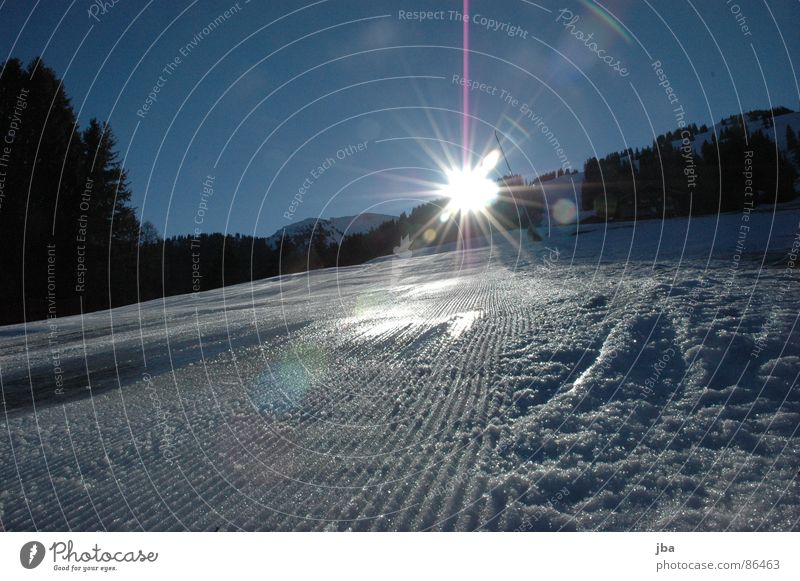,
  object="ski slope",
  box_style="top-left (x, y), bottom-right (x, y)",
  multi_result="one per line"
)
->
top-left (1, 205), bottom-right (798, 531)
